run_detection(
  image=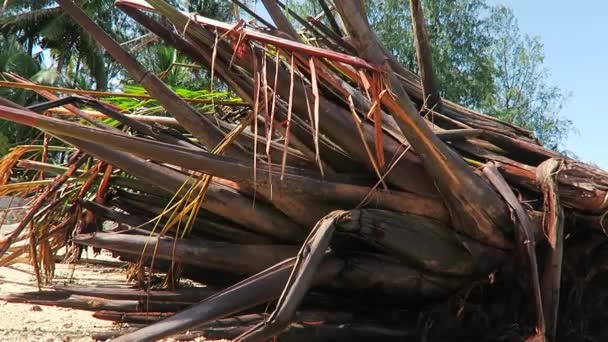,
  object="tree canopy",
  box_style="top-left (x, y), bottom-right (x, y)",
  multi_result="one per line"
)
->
top-left (364, 0), bottom-right (572, 149)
